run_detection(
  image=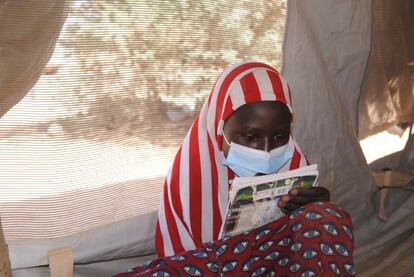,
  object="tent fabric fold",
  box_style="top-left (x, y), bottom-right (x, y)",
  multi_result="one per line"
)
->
top-left (358, 0), bottom-right (414, 139)
top-left (283, 1), bottom-right (413, 276)
top-left (0, 0), bottom-right (69, 118)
